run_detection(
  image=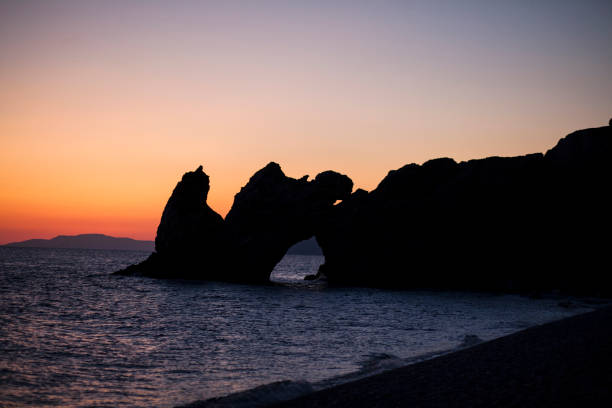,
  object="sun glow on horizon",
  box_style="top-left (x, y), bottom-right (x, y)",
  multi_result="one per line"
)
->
top-left (1, 1), bottom-right (611, 244)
